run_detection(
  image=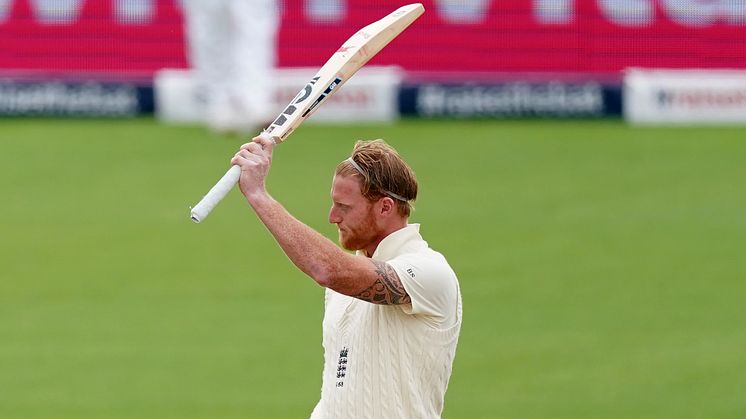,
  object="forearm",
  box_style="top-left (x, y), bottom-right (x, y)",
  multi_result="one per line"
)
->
top-left (245, 191), bottom-right (347, 287)
top-left (230, 136), bottom-right (415, 306)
